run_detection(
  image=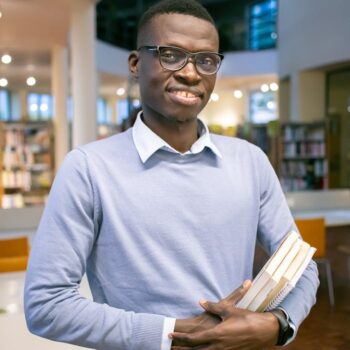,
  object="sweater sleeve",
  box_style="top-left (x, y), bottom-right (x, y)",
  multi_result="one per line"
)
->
top-left (252, 146), bottom-right (319, 331)
top-left (24, 149), bottom-right (165, 350)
